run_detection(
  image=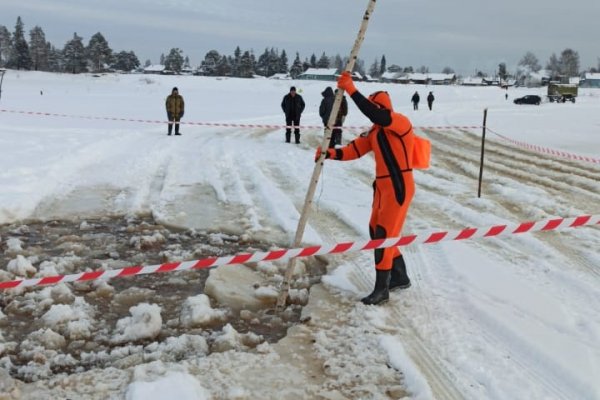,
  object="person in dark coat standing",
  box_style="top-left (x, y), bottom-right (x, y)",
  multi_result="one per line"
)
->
top-left (411, 91), bottom-right (420, 110)
top-left (319, 87), bottom-right (349, 148)
top-left (281, 86), bottom-right (305, 144)
top-left (427, 91), bottom-right (435, 111)
top-left (165, 87), bottom-right (184, 135)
